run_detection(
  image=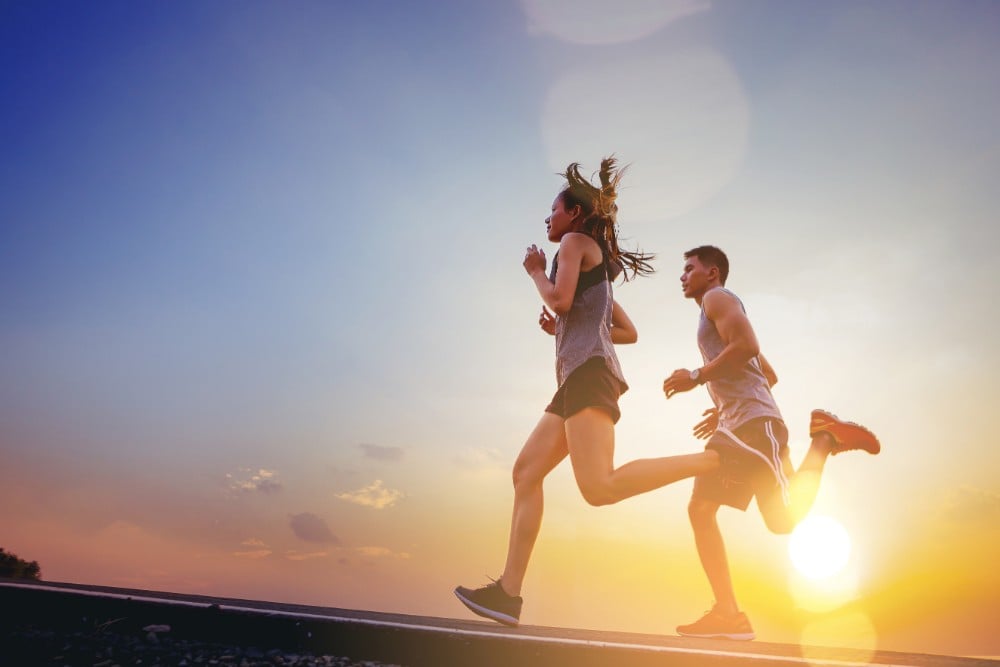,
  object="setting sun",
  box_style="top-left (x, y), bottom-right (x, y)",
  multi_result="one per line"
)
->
top-left (789, 515), bottom-right (852, 580)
